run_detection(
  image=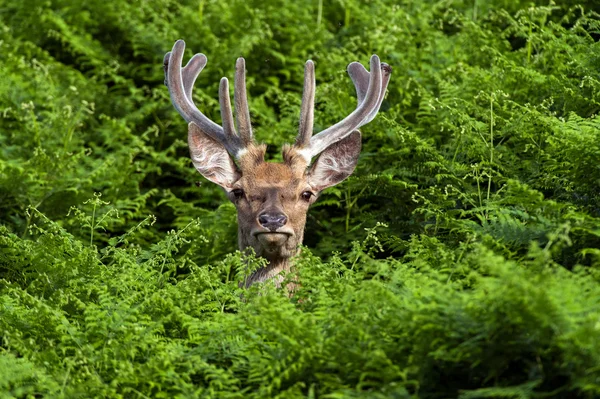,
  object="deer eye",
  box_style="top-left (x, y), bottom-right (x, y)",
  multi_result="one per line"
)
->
top-left (231, 188), bottom-right (244, 200)
top-left (301, 191), bottom-right (314, 202)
